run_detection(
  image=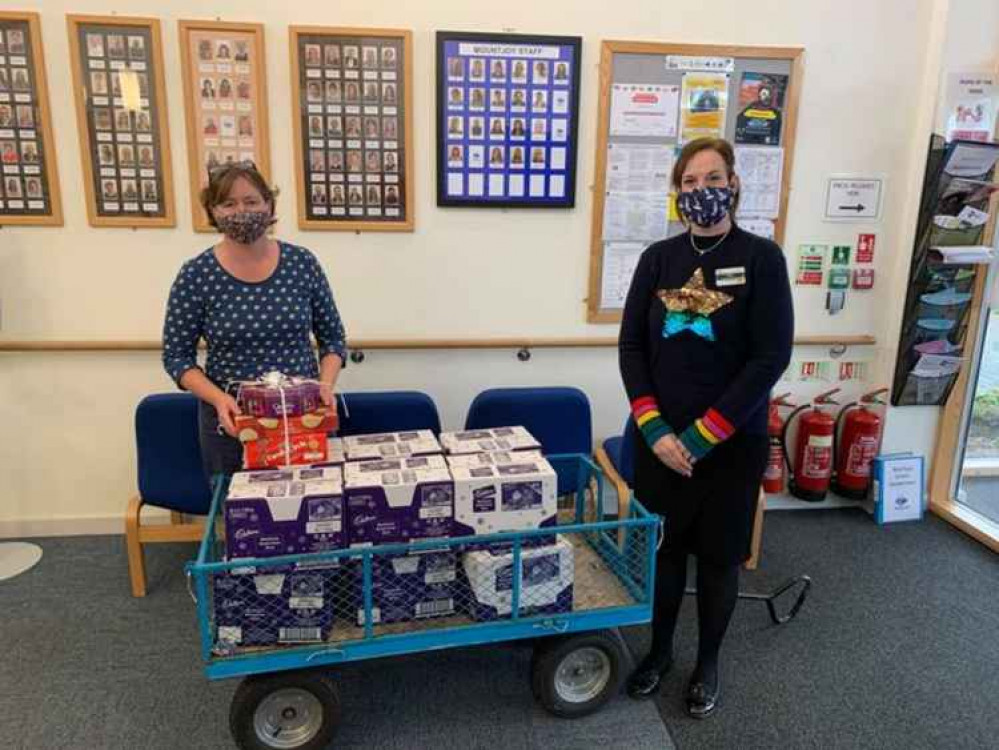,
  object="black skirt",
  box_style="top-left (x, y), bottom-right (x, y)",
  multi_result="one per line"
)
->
top-left (197, 400), bottom-right (243, 480)
top-left (634, 430), bottom-right (768, 566)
